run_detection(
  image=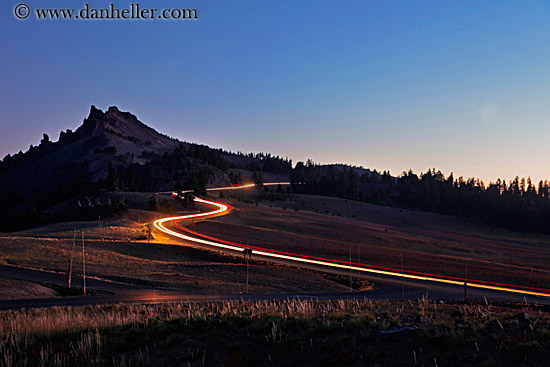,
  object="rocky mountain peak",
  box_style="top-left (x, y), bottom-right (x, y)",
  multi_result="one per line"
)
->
top-left (77, 106), bottom-right (177, 149)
